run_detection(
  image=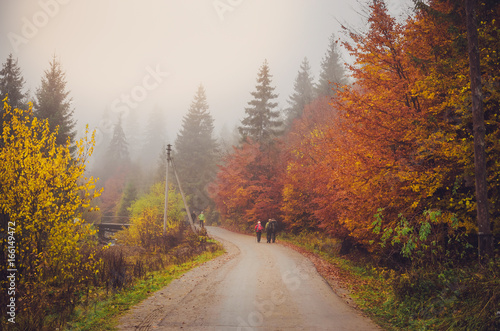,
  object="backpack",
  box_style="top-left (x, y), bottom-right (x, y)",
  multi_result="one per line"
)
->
top-left (256, 223), bottom-right (263, 232)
